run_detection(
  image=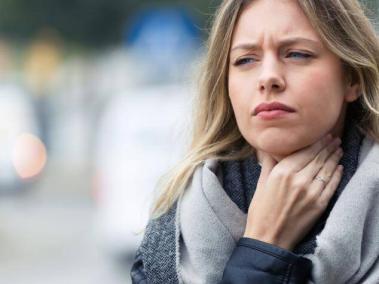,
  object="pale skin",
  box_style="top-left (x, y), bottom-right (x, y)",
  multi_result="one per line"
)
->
top-left (228, 0), bottom-right (361, 250)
